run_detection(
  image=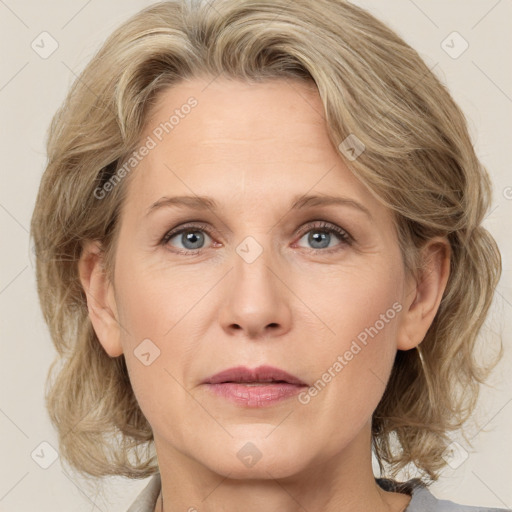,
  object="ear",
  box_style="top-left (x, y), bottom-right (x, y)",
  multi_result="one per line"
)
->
top-left (397, 237), bottom-right (451, 351)
top-left (78, 240), bottom-right (123, 357)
